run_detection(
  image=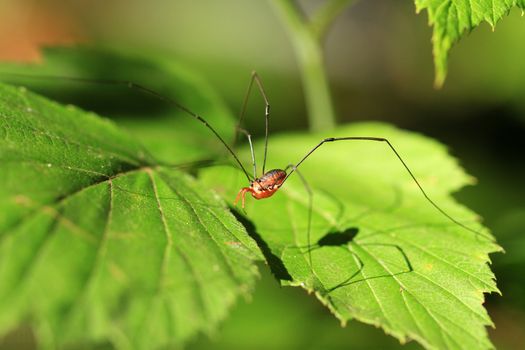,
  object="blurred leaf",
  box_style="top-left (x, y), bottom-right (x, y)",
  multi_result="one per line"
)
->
top-left (414, 0), bottom-right (525, 86)
top-left (0, 82), bottom-right (261, 349)
top-left (490, 208), bottom-right (525, 311)
top-left (0, 47), bottom-right (236, 164)
top-left (494, 208), bottom-right (525, 265)
top-left (201, 122), bottom-right (501, 349)
top-left (190, 264), bottom-right (420, 350)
